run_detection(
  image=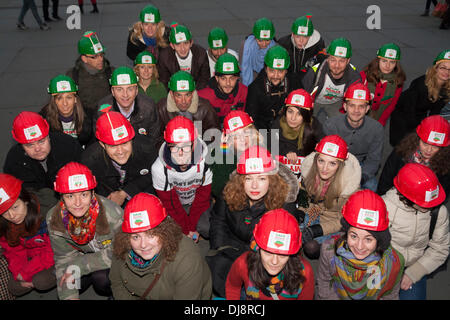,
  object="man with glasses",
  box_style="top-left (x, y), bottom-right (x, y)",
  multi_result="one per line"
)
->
top-left (66, 31), bottom-right (115, 114)
top-left (151, 116), bottom-right (213, 241)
